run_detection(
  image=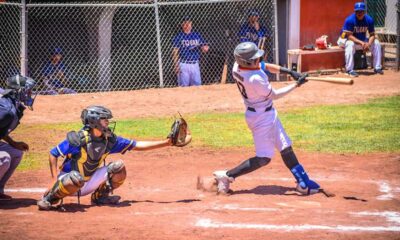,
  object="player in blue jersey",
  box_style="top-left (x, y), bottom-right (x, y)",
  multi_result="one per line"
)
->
top-left (238, 10), bottom-right (272, 63)
top-left (172, 16), bottom-right (209, 87)
top-left (37, 105), bottom-right (191, 210)
top-left (337, 2), bottom-right (383, 77)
